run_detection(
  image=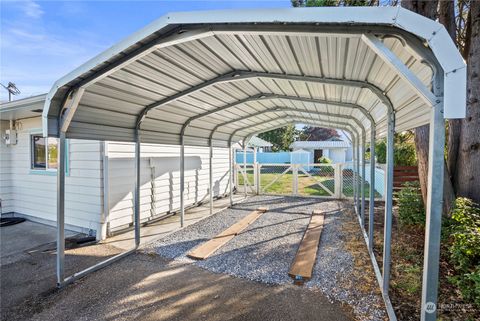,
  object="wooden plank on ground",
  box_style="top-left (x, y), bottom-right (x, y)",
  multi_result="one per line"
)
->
top-left (288, 210), bottom-right (325, 284)
top-left (187, 207), bottom-right (268, 260)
